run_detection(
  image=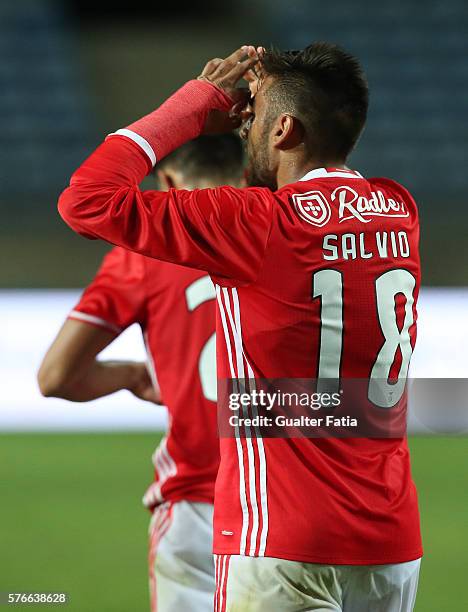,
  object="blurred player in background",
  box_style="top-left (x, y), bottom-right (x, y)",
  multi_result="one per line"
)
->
top-left (38, 134), bottom-right (244, 612)
top-left (58, 44), bottom-right (422, 611)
